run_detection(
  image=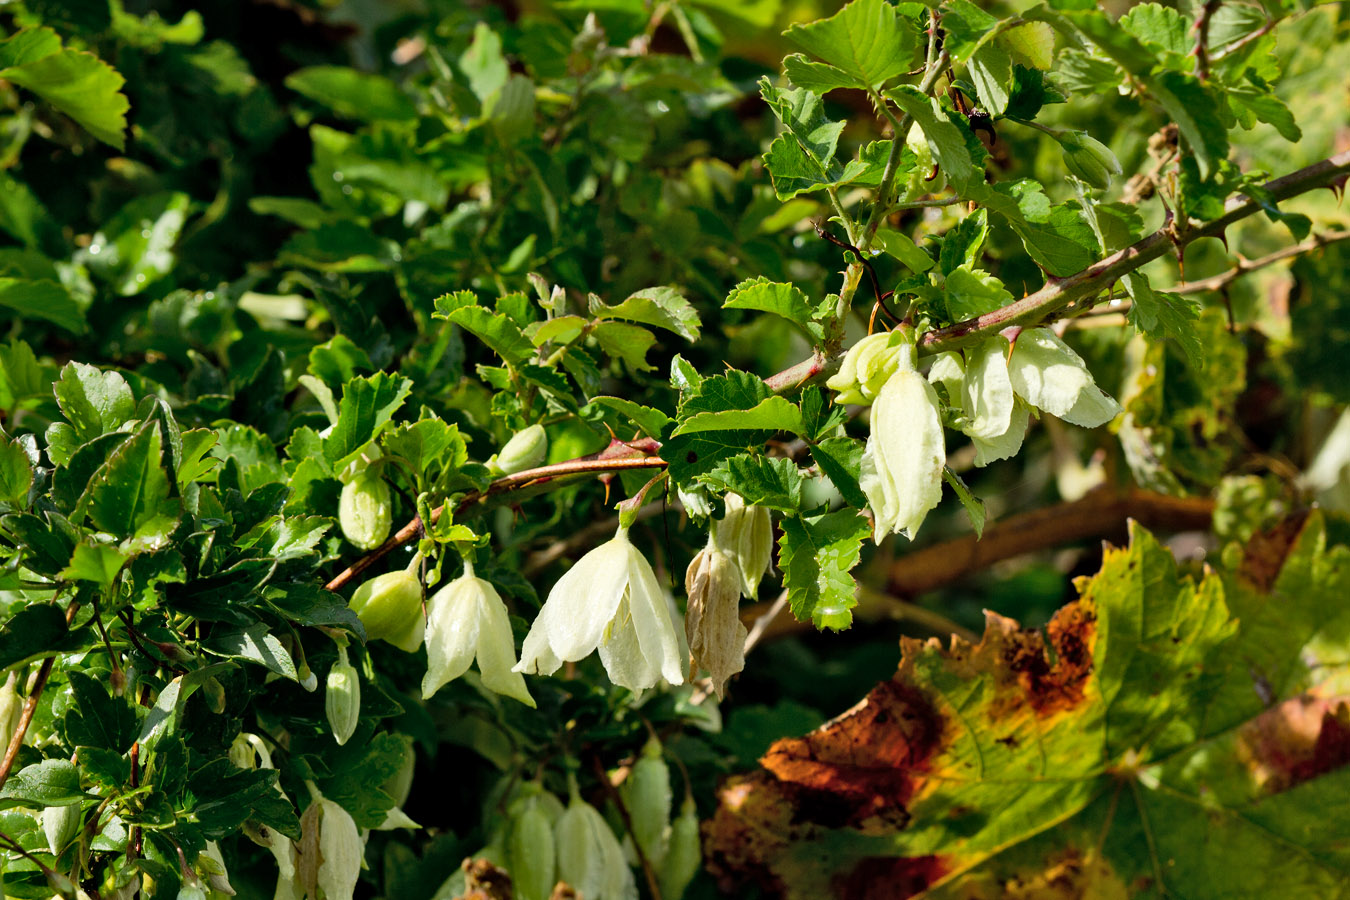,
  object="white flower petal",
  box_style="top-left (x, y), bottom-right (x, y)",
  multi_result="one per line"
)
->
top-left (963, 337), bottom-right (1014, 441)
top-left (421, 575), bottom-right (482, 699)
top-left (517, 536), bottom-right (632, 671)
top-left (1009, 328), bottom-right (1120, 426)
top-left (623, 544), bottom-right (686, 687)
top-left (973, 400), bottom-right (1030, 466)
top-left (472, 581), bottom-right (535, 707)
top-left (860, 369), bottom-right (945, 540)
